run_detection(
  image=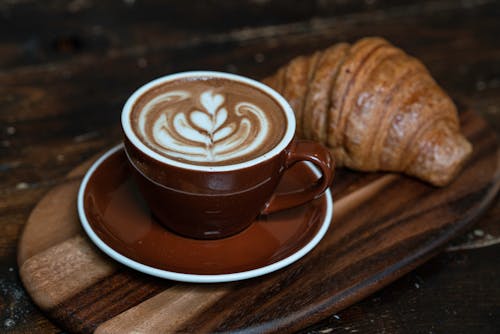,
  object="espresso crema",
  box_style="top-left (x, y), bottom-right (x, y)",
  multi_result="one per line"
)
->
top-left (129, 77), bottom-right (287, 166)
